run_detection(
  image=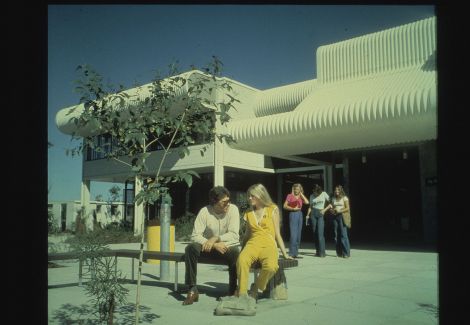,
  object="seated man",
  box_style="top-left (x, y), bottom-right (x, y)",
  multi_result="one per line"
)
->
top-left (183, 186), bottom-right (240, 305)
